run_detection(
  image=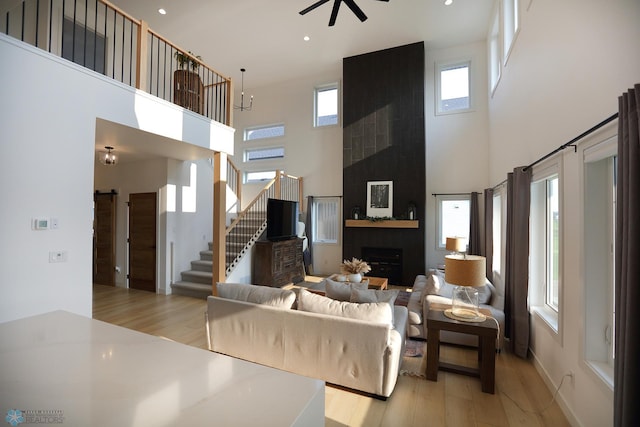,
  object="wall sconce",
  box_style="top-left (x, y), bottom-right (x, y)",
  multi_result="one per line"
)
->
top-left (98, 146), bottom-right (118, 166)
